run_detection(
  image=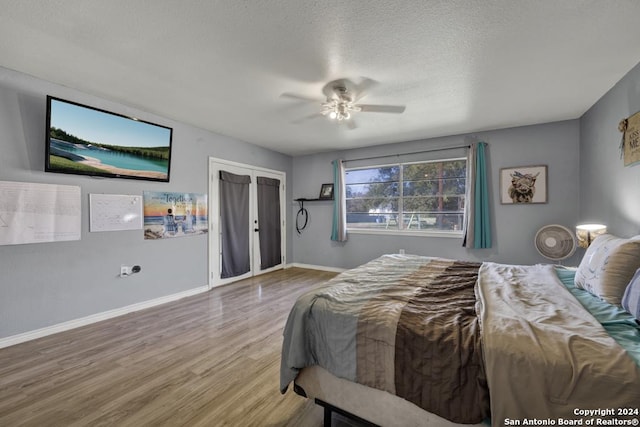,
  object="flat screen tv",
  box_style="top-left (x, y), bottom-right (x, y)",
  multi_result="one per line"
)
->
top-left (45, 96), bottom-right (173, 182)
